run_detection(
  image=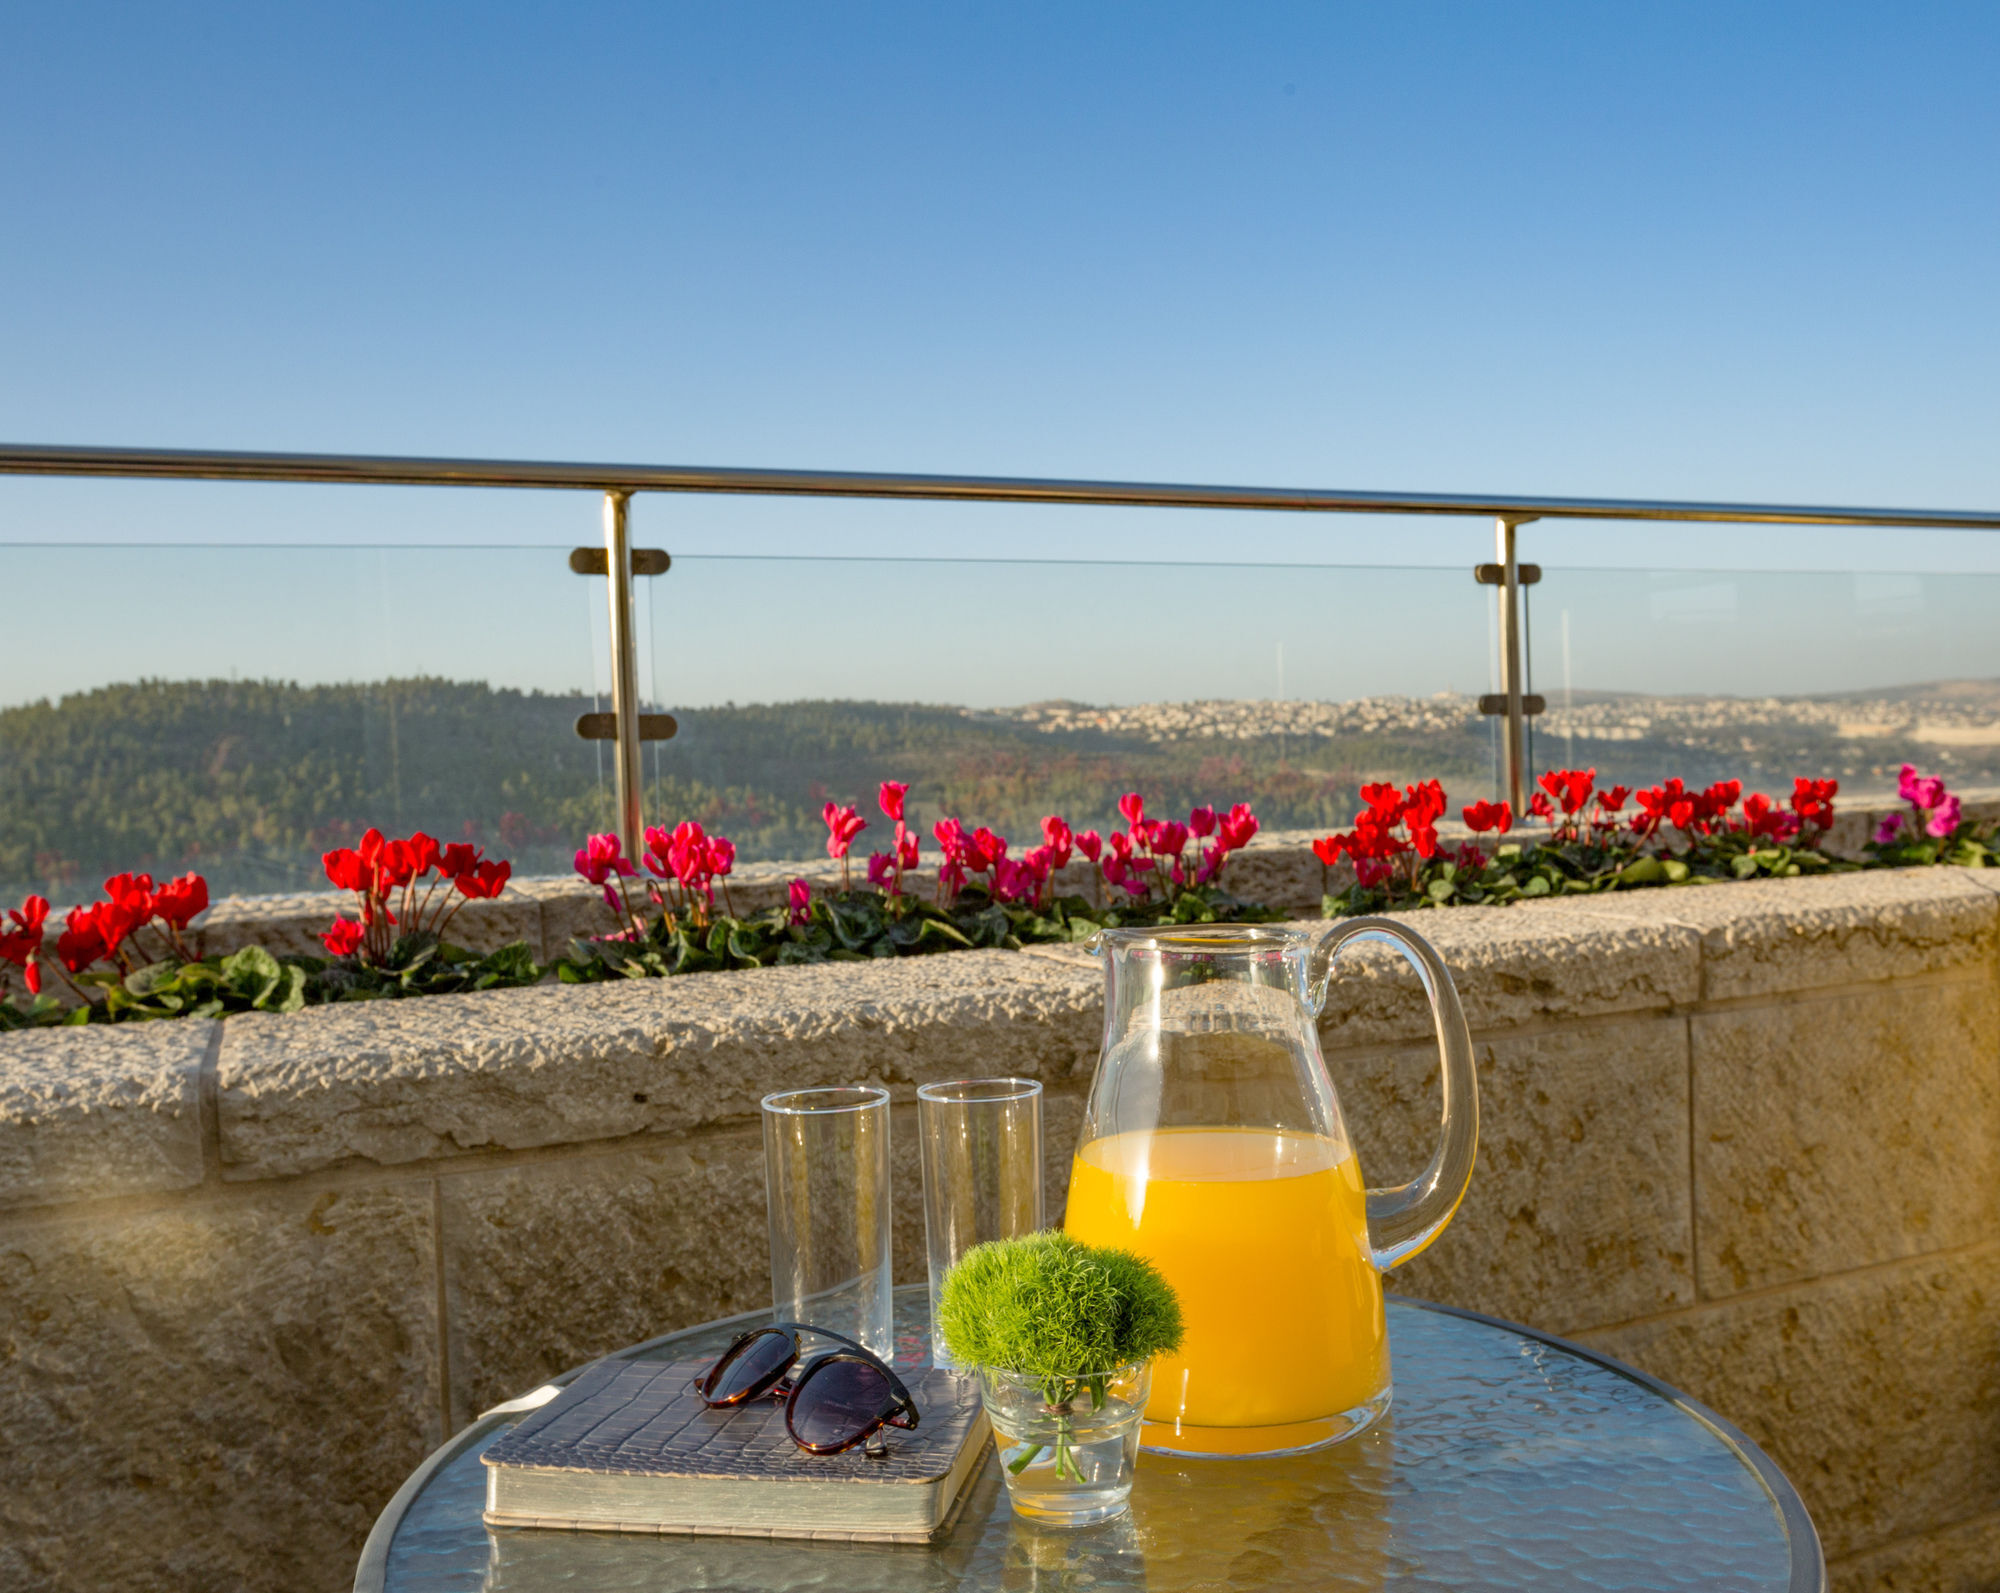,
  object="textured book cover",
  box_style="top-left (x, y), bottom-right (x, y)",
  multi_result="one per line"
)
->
top-left (481, 1355), bottom-right (990, 1543)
